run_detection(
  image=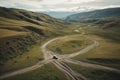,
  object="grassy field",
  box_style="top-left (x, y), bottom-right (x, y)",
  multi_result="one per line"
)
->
top-left (61, 23), bottom-right (85, 34)
top-left (0, 6), bottom-right (120, 80)
top-left (0, 44), bottom-right (43, 74)
top-left (4, 63), bottom-right (67, 80)
top-left (61, 23), bottom-right (120, 69)
top-left (73, 34), bottom-right (120, 69)
top-left (47, 34), bottom-right (92, 54)
top-left (65, 62), bottom-right (120, 80)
